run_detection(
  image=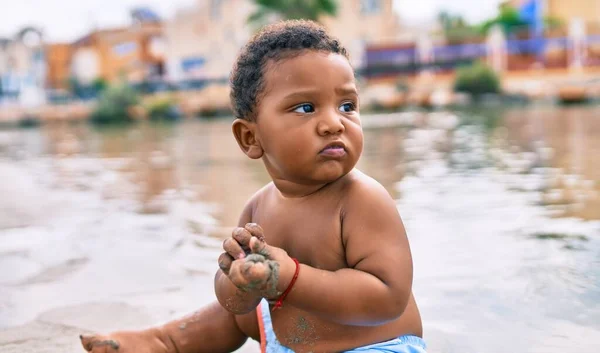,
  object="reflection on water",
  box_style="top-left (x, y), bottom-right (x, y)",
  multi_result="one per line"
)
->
top-left (0, 106), bottom-right (599, 352)
top-left (8, 106), bottom-right (599, 224)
